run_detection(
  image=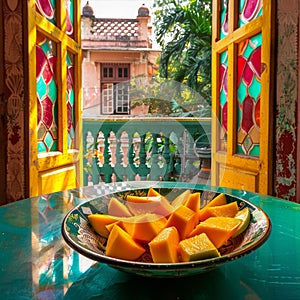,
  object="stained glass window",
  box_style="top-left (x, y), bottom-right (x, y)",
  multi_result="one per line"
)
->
top-left (67, 52), bottom-right (75, 149)
top-left (66, 0), bottom-right (74, 38)
top-left (237, 34), bottom-right (261, 156)
top-left (35, 0), bottom-right (56, 25)
top-left (220, 0), bottom-right (263, 39)
top-left (220, 0), bottom-right (228, 39)
top-left (36, 34), bottom-right (58, 152)
top-left (239, 0), bottom-right (263, 28)
top-left (219, 51), bottom-right (228, 151)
